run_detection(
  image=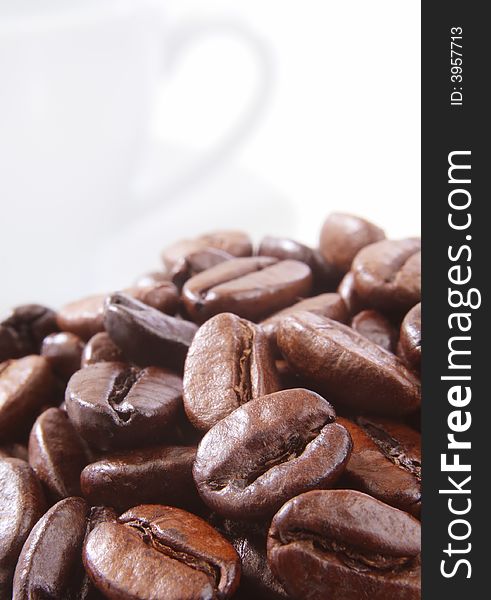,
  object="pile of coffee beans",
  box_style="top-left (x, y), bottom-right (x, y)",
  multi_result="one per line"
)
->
top-left (0, 213), bottom-right (421, 599)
